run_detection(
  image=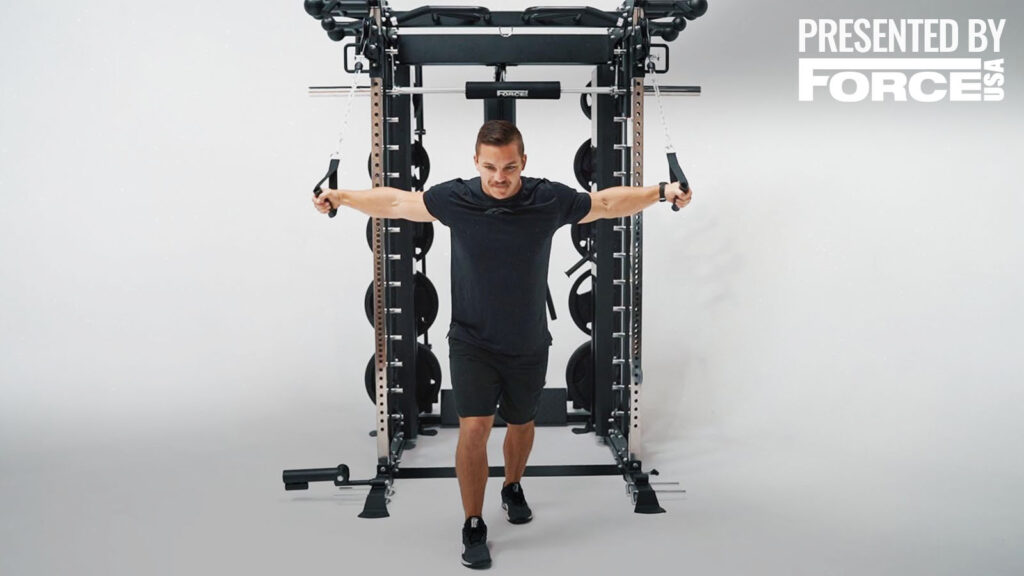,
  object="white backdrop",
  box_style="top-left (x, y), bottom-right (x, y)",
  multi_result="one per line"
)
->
top-left (2, 1), bottom-right (1022, 574)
